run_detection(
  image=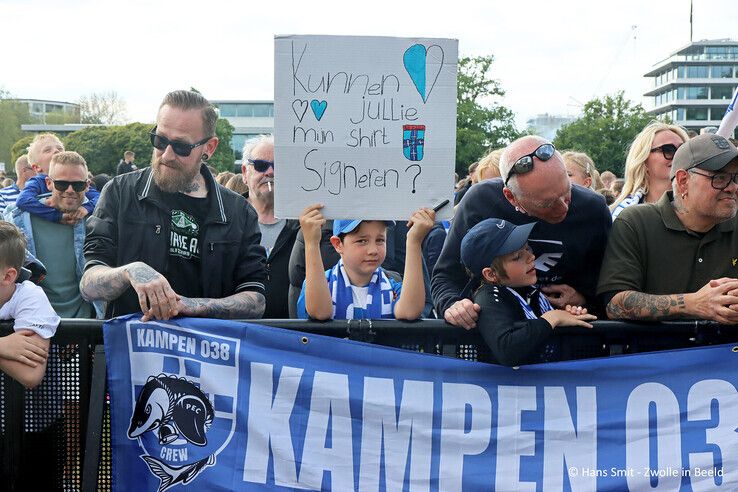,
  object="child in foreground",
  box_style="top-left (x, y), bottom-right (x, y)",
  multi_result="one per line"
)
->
top-left (0, 221), bottom-right (60, 388)
top-left (461, 218), bottom-right (596, 366)
top-left (297, 204), bottom-right (435, 320)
